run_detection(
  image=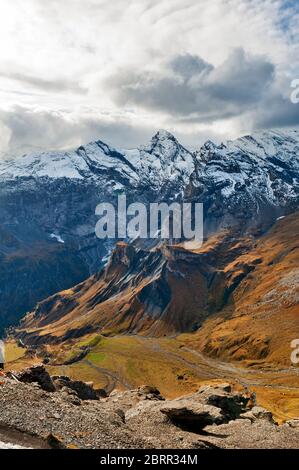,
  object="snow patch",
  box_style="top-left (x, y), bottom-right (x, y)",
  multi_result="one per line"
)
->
top-left (50, 233), bottom-right (65, 244)
top-left (0, 441), bottom-right (32, 449)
